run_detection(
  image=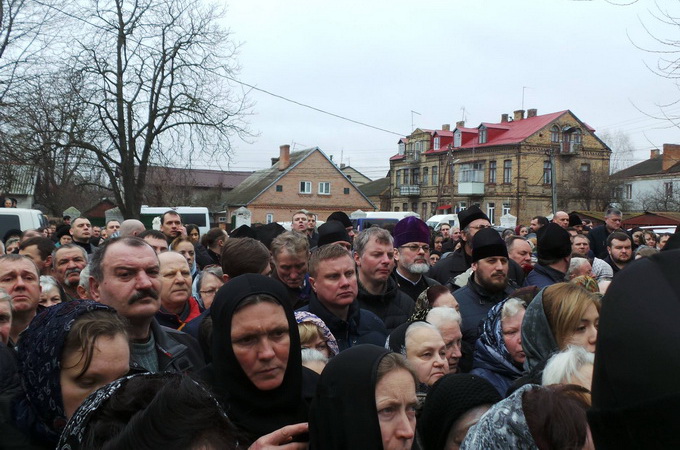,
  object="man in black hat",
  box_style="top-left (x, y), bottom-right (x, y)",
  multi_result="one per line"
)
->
top-left (326, 211), bottom-right (355, 243)
top-left (525, 223), bottom-right (572, 288)
top-left (453, 227), bottom-right (518, 345)
top-left (315, 220), bottom-right (351, 250)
